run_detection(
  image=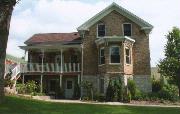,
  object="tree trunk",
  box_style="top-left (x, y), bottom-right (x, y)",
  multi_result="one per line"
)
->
top-left (0, 3), bottom-right (14, 103)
